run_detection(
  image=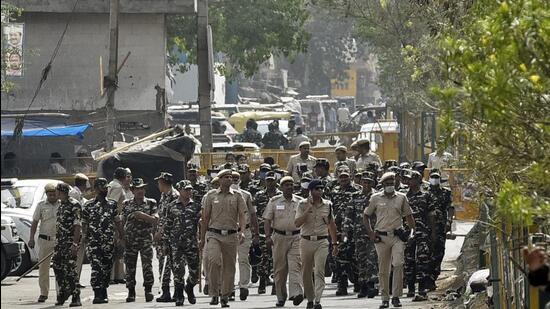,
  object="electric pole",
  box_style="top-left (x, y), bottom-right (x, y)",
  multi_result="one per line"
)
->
top-left (197, 0), bottom-right (213, 152)
top-left (105, 0), bottom-right (119, 151)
